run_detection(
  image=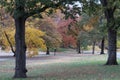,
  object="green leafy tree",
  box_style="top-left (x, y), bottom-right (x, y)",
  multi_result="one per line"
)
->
top-left (77, 31), bottom-right (89, 52)
top-left (78, 0), bottom-right (120, 65)
top-left (100, 0), bottom-right (120, 65)
top-left (69, 13), bottom-right (99, 54)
